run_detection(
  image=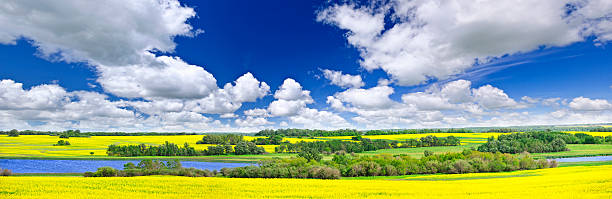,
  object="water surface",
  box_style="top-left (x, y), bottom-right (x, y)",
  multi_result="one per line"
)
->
top-left (551, 156), bottom-right (612, 162)
top-left (0, 159), bottom-right (249, 173)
